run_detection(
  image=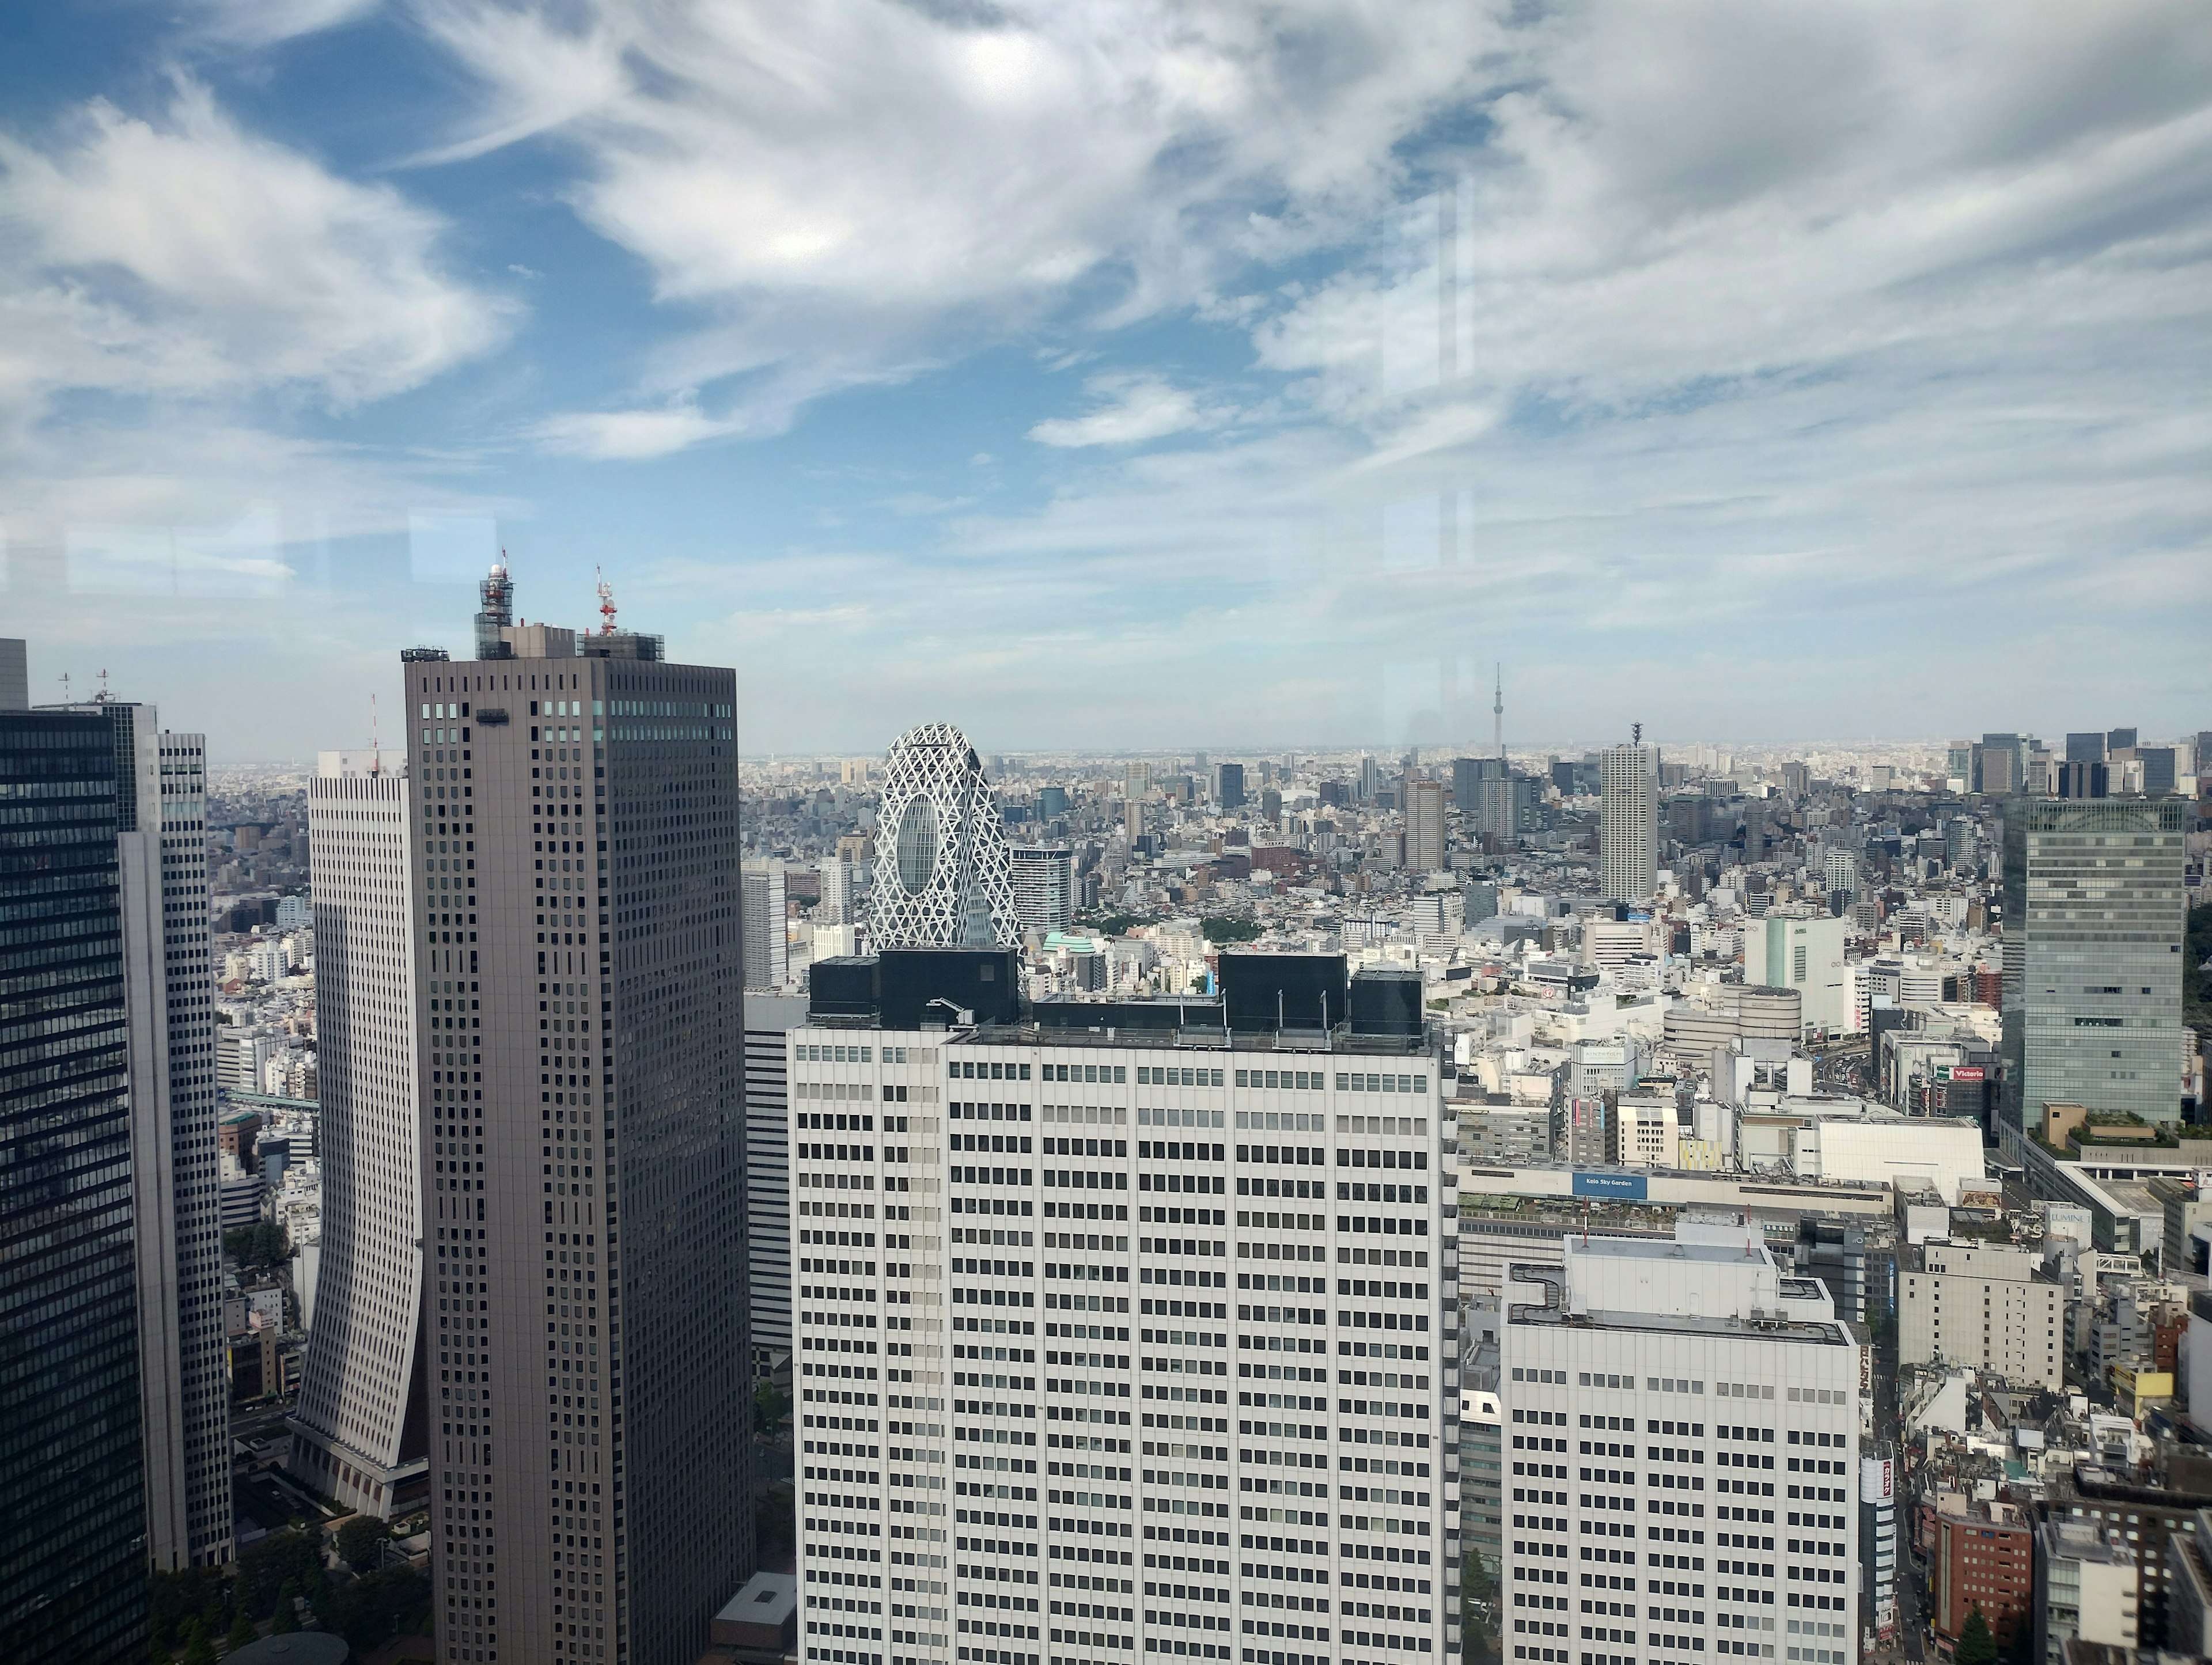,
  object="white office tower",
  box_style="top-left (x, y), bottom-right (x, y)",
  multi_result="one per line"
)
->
top-left (1010, 847), bottom-right (1076, 937)
top-left (289, 749), bottom-right (429, 1518)
top-left (1598, 744), bottom-right (1660, 905)
top-left (73, 700), bottom-right (231, 1567)
top-left (788, 950), bottom-right (1457, 1665)
top-left (1499, 1222), bottom-right (1862, 1665)
top-left (874, 725), bottom-right (1021, 949)
top-left (824, 860), bottom-right (860, 927)
top-left (745, 864), bottom-right (791, 988)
